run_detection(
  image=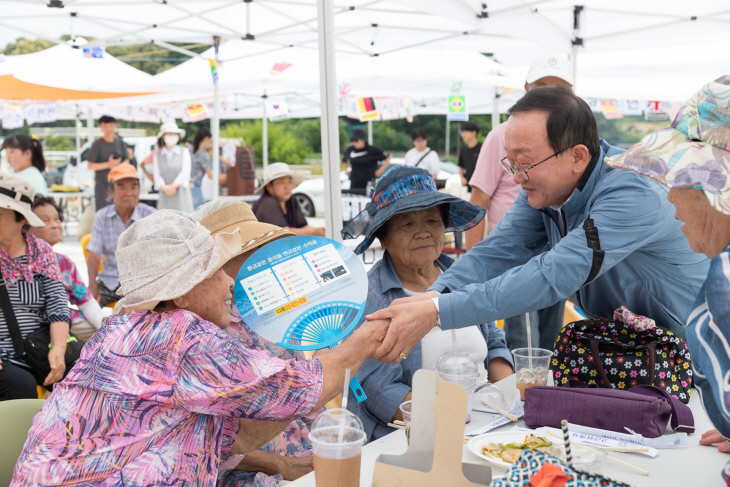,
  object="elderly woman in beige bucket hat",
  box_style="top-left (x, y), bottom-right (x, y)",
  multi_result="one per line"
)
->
top-left (606, 75), bottom-right (730, 477)
top-left (253, 162), bottom-right (325, 236)
top-left (196, 198), bottom-right (315, 484)
top-left (0, 172), bottom-right (70, 401)
top-left (12, 209), bottom-right (389, 486)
